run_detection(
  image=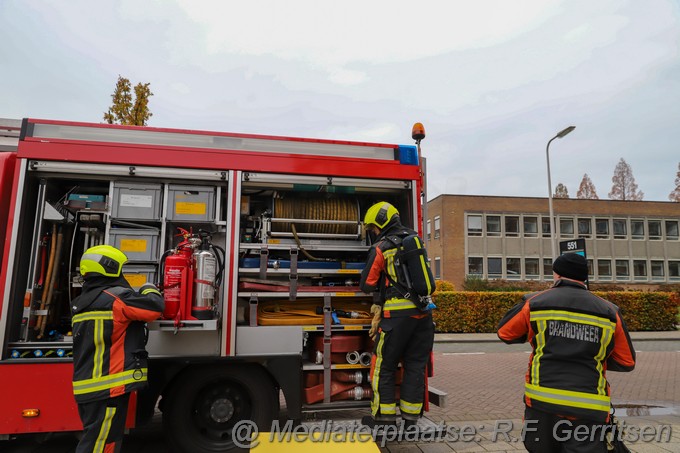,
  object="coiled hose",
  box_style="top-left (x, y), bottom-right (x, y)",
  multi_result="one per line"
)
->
top-left (256, 299), bottom-right (371, 326)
